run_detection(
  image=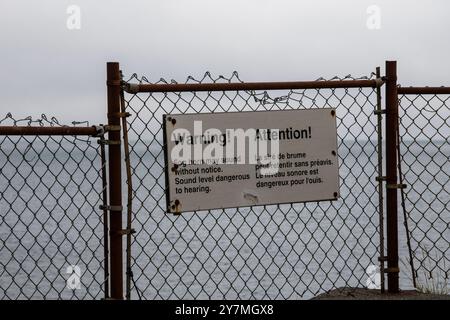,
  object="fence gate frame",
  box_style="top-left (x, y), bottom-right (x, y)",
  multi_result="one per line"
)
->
top-left (107, 60), bottom-right (450, 298)
top-left (113, 61), bottom-right (401, 299)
